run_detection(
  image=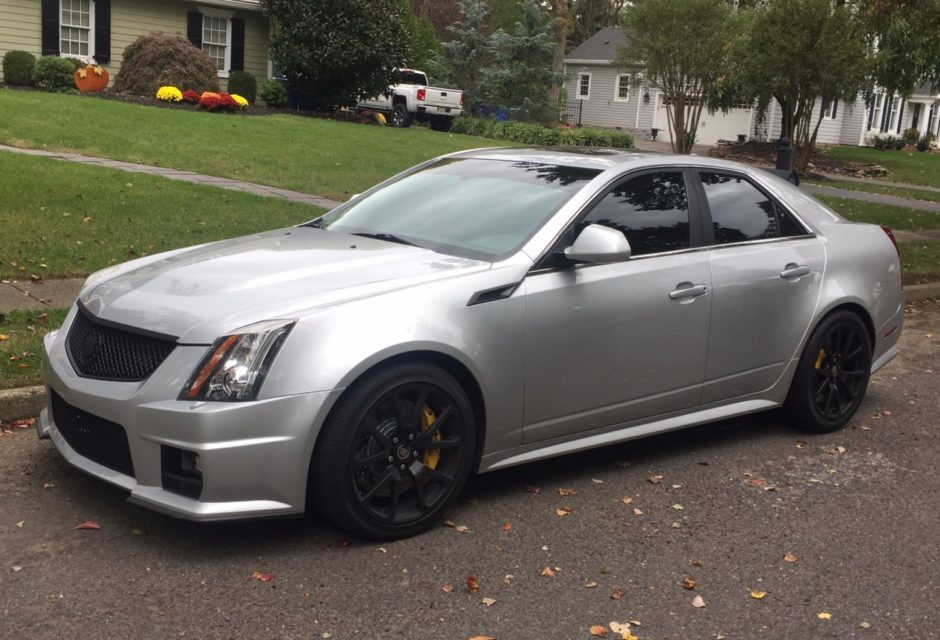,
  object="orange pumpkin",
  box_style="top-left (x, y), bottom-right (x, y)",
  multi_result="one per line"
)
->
top-left (73, 65), bottom-right (109, 92)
